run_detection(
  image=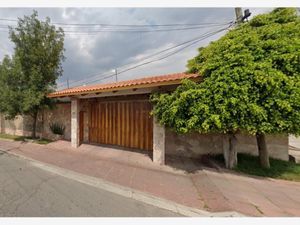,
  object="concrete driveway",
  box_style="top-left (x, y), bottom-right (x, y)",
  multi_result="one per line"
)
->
top-left (0, 153), bottom-right (180, 217)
